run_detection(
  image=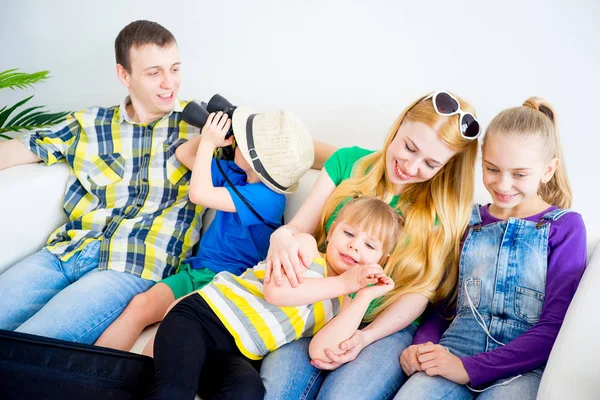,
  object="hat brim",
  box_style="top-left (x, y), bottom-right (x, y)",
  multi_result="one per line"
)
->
top-left (232, 106), bottom-right (299, 195)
